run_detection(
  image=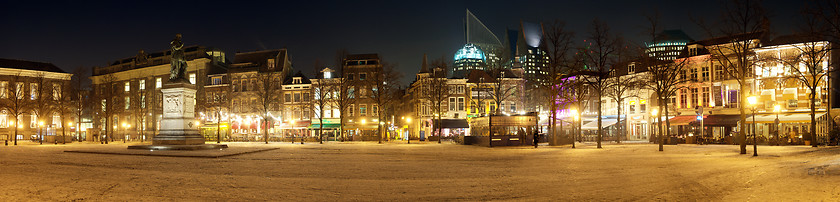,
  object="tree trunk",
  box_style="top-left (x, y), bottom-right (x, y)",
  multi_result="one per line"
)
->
top-left (811, 91), bottom-right (818, 147)
top-left (61, 115), bottom-right (66, 144)
top-left (665, 97), bottom-right (672, 148)
top-left (616, 100), bottom-right (622, 143)
top-left (597, 98), bottom-right (602, 149)
top-left (319, 112), bottom-right (324, 144)
top-left (739, 82), bottom-right (747, 154)
top-left (378, 113), bottom-right (383, 144)
top-left (264, 118), bottom-right (269, 144)
top-left (13, 117), bottom-right (18, 145)
top-left (339, 116), bottom-right (344, 142)
top-left (658, 102), bottom-right (664, 151)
